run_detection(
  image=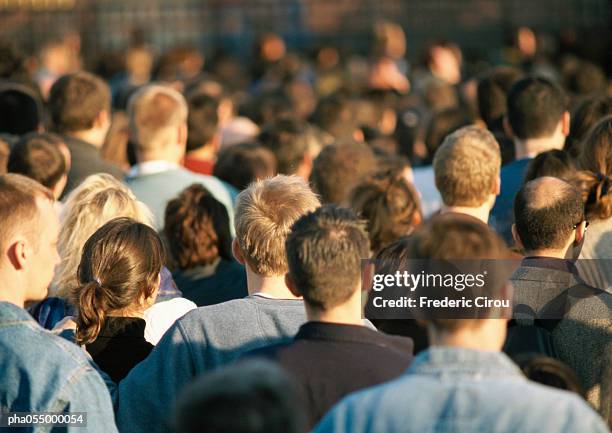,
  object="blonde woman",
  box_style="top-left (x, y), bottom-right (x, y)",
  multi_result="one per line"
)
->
top-left (31, 174), bottom-right (195, 340)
